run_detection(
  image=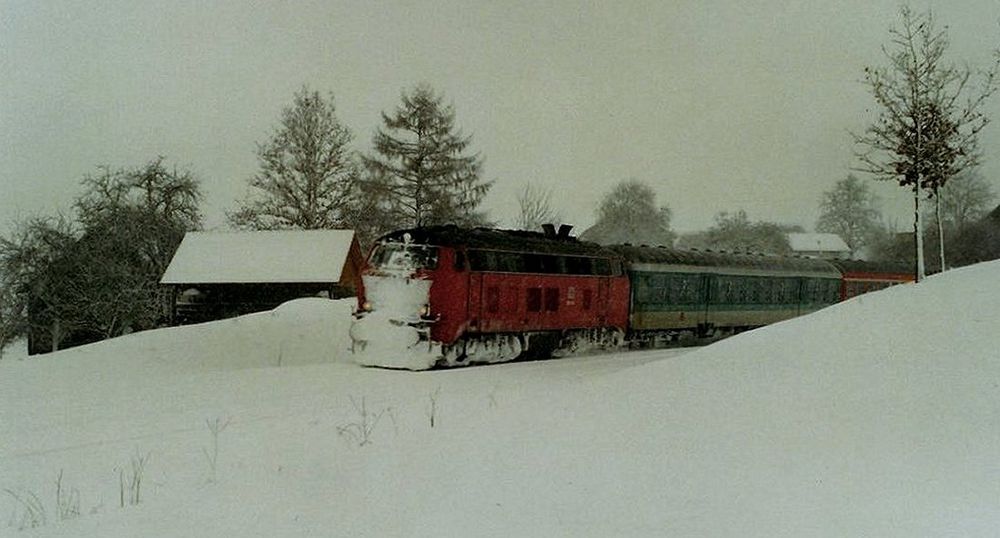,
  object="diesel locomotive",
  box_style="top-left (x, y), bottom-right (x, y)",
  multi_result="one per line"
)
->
top-left (349, 225), bottom-right (913, 370)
